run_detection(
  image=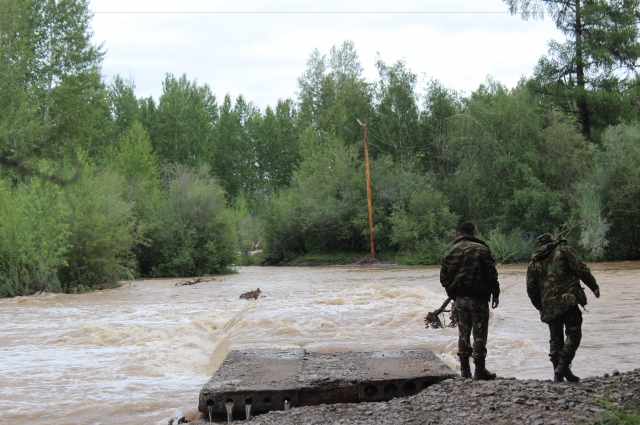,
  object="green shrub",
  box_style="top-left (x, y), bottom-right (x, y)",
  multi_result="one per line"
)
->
top-left (484, 228), bottom-right (535, 264)
top-left (148, 166), bottom-right (237, 276)
top-left (390, 187), bottom-right (458, 250)
top-left (0, 165), bottom-right (71, 296)
top-left (58, 167), bottom-right (139, 288)
top-left (108, 122), bottom-right (161, 221)
top-left (234, 191), bottom-right (263, 254)
top-left (262, 129), bottom-right (440, 261)
top-left (593, 123), bottom-right (640, 260)
top-left (107, 122), bottom-right (161, 274)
